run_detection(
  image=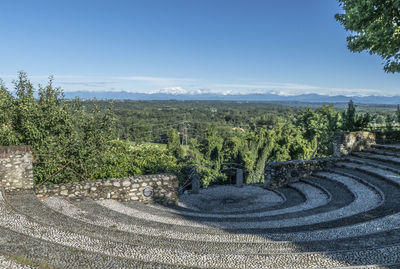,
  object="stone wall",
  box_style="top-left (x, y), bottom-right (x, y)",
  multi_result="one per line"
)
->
top-left (0, 146), bottom-right (34, 190)
top-left (264, 158), bottom-right (338, 190)
top-left (263, 131), bottom-right (377, 190)
top-left (35, 174), bottom-right (179, 205)
top-left (333, 131), bottom-right (376, 157)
